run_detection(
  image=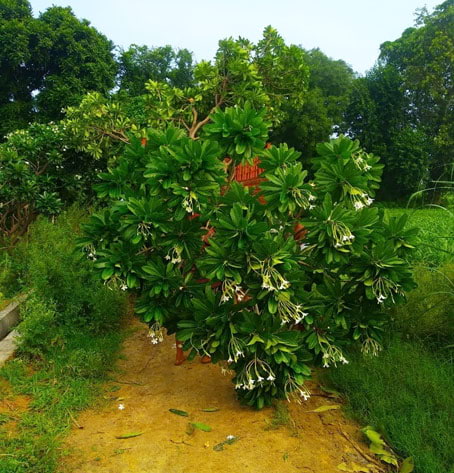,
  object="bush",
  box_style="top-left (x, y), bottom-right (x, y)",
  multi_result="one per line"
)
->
top-left (16, 207), bottom-right (126, 334)
top-left (16, 297), bottom-right (63, 358)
